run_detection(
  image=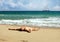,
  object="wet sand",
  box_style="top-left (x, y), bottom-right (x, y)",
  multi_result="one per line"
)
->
top-left (0, 24), bottom-right (60, 42)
